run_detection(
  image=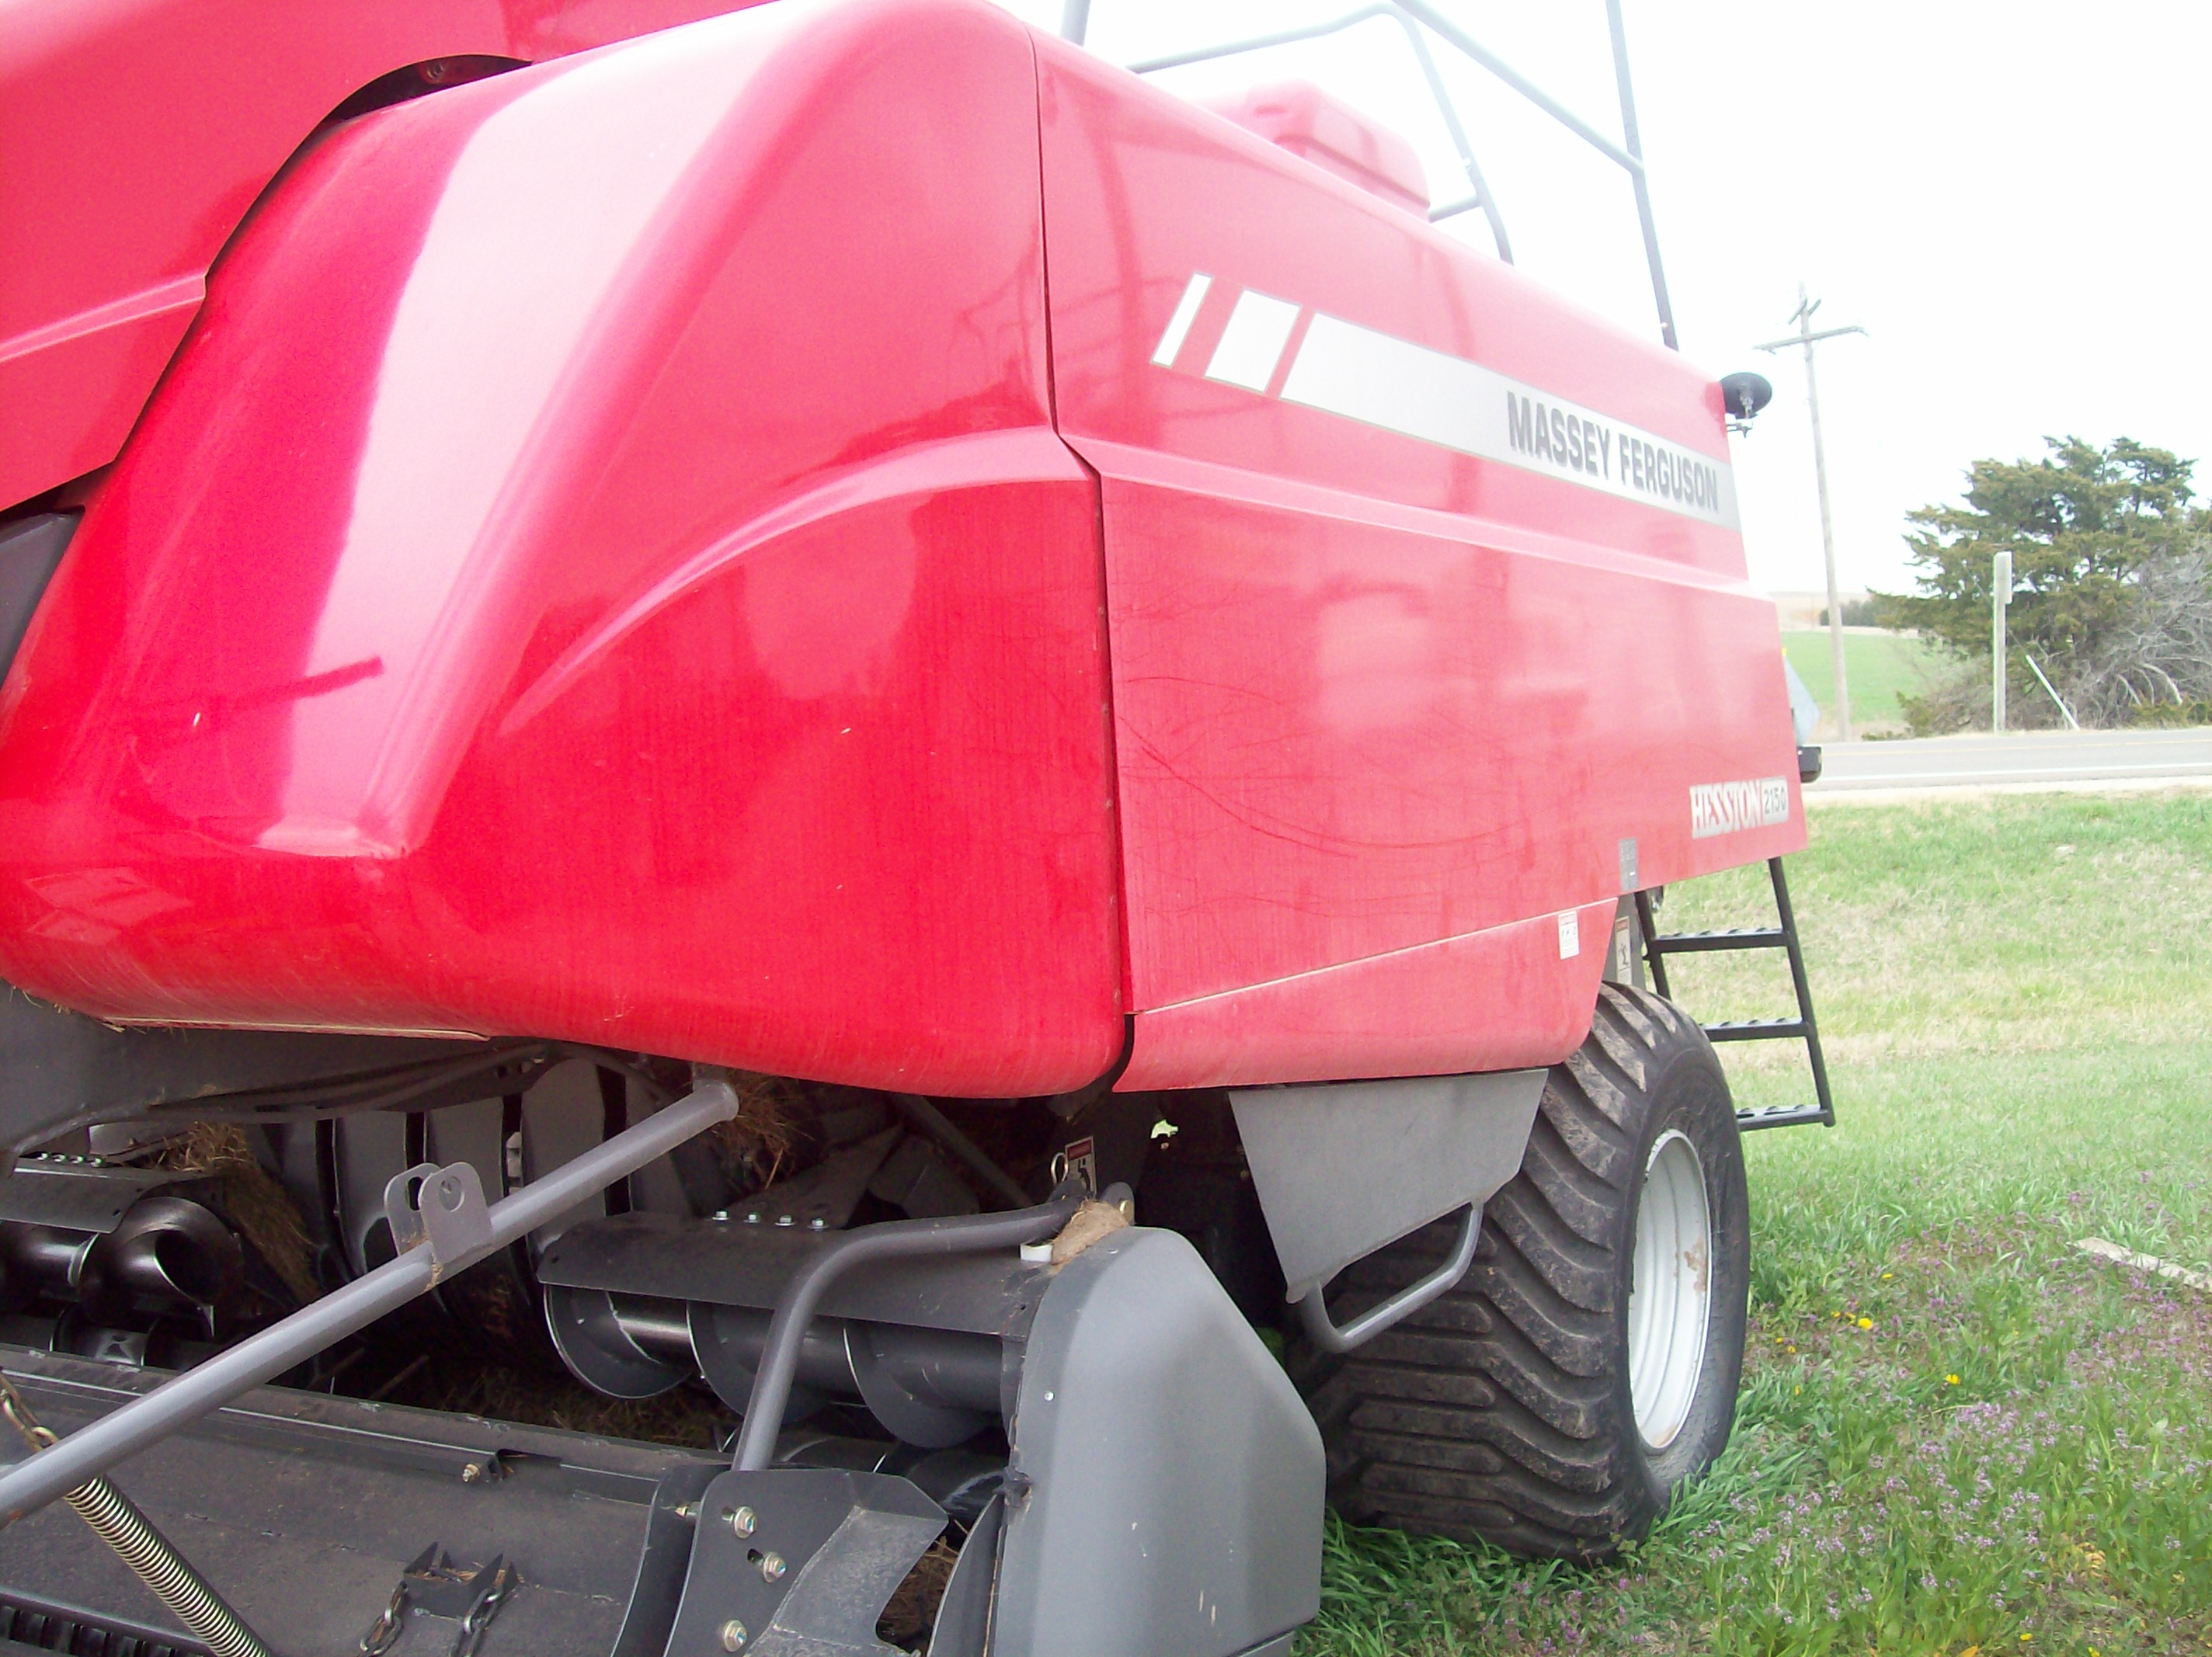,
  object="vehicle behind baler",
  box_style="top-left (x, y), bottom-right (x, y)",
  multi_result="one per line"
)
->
top-left (0, 2), bottom-right (1828, 1652)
